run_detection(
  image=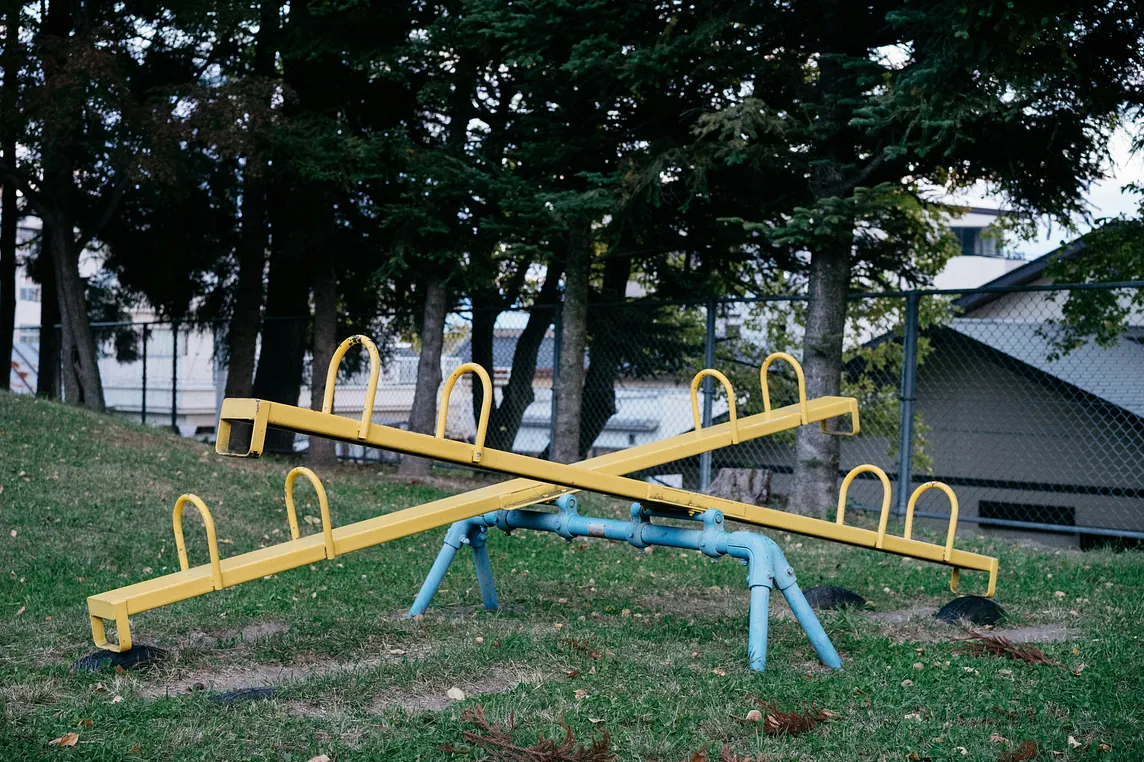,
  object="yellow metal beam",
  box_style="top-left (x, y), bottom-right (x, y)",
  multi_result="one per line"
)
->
top-left (88, 377), bottom-right (857, 652)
